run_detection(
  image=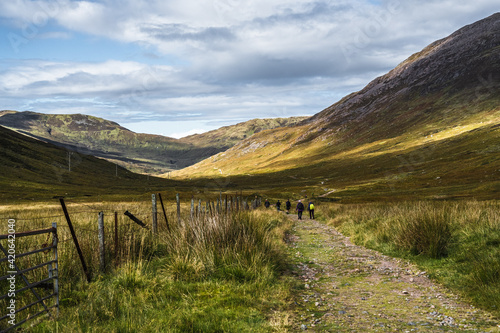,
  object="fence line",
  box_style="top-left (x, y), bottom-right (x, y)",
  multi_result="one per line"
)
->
top-left (1, 192), bottom-right (262, 331)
